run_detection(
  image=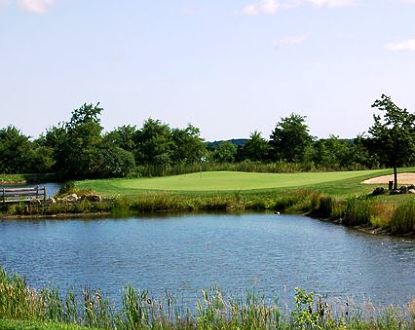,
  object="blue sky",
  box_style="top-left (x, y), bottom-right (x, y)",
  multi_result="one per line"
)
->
top-left (1, 0), bottom-right (415, 141)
